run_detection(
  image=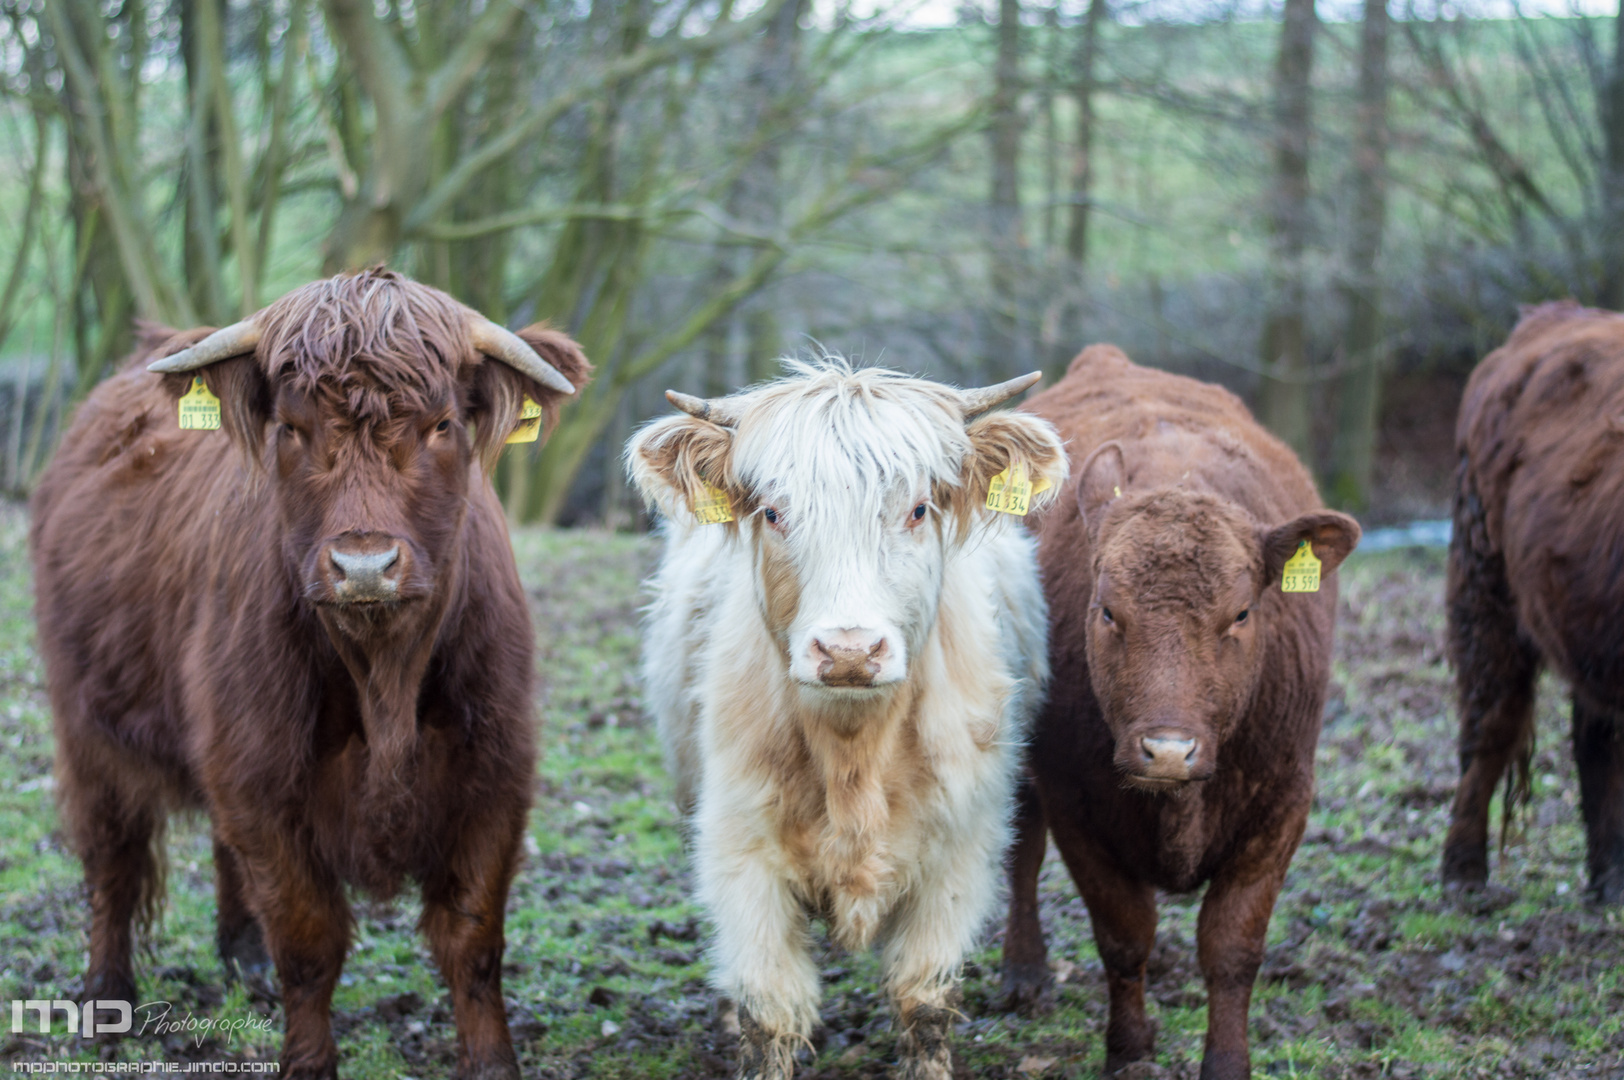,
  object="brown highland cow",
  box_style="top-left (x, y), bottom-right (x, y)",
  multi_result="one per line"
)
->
top-left (30, 269), bottom-right (590, 1079)
top-left (1442, 301), bottom-right (1624, 905)
top-left (1002, 345), bottom-right (1359, 1080)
